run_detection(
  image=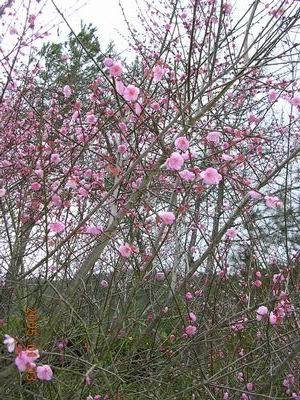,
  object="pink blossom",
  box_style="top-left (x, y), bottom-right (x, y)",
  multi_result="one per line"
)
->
top-left (182, 151), bottom-right (191, 161)
top-left (103, 57), bottom-right (114, 67)
top-left (66, 178), bottom-right (77, 189)
top-left (31, 182), bottom-right (41, 191)
top-left (57, 340), bottom-right (67, 350)
top-left (9, 27), bottom-right (18, 35)
top-left (166, 152), bottom-right (184, 170)
top-left (118, 144), bottom-right (128, 154)
top-left (222, 154), bottom-right (233, 161)
top-left (246, 383), bottom-right (253, 391)
top-left (151, 101), bottom-right (160, 111)
top-left (175, 136), bottom-right (189, 152)
top-left (256, 305), bottom-right (268, 321)
top-left (185, 292), bottom-right (193, 301)
top-left (283, 374), bottom-right (295, 389)
top-left (35, 169), bottom-right (43, 178)
top-left (134, 102), bottom-right (142, 115)
top-left (100, 280), bottom-right (109, 288)
top-left (28, 14), bottom-right (36, 28)
top-left (231, 320), bottom-right (245, 332)
top-left (290, 96), bottom-right (300, 106)
top-left (50, 153), bottom-right (60, 164)
top-left (0, 188), bottom-right (6, 197)
top-left (63, 85), bottom-right (72, 98)
top-left (265, 195), bottom-right (283, 208)
top-left (85, 225), bottom-right (103, 235)
top-left (15, 353), bottom-right (31, 372)
top-left (272, 273), bottom-right (285, 284)
top-left (253, 280), bottom-right (262, 288)
top-left (109, 62), bottom-right (123, 77)
top-left (78, 187), bottom-right (88, 197)
top-left (86, 113), bottom-right (97, 125)
top-left (36, 365), bottom-right (53, 381)
top-left (237, 372), bottom-right (244, 382)
top-left (269, 7), bottom-right (284, 18)
top-left (26, 349), bottom-right (40, 362)
top-left (119, 122), bottom-right (127, 133)
top-left (158, 211), bottom-right (175, 225)
top-left (49, 221), bottom-right (65, 234)
top-left (269, 311), bottom-right (277, 325)
top-left (200, 167), bottom-right (222, 185)
top-left (119, 243), bottom-right (133, 258)
top-left (206, 131), bottom-right (220, 144)
top-left (3, 334), bottom-right (16, 352)
top-left (223, 2), bottom-right (233, 14)
top-left (116, 80), bottom-right (125, 95)
top-left (248, 190), bottom-right (262, 199)
top-left (188, 312), bottom-right (197, 322)
top-left (179, 169), bottom-right (195, 181)
top-left (248, 113), bottom-right (260, 124)
top-left (226, 227), bottom-right (237, 239)
top-left (240, 394), bottom-right (249, 400)
top-left (255, 271), bottom-right (262, 278)
top-left (184, 325), bottom-right (197, 336)
top-left (152, 65), bottom-right (167, 82)
top-left (51, 194), bottom-right (62, 207)
top-left (15, 349), bottom-right (40, 372)
top-left (268, 89), bottom-right (278, 102)
top-left (61, 54), bottom-right (69, 61)
top-left (84, 374), bottom-right (92, 385)
top-left (123, 85), bottom-right (140, 102)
